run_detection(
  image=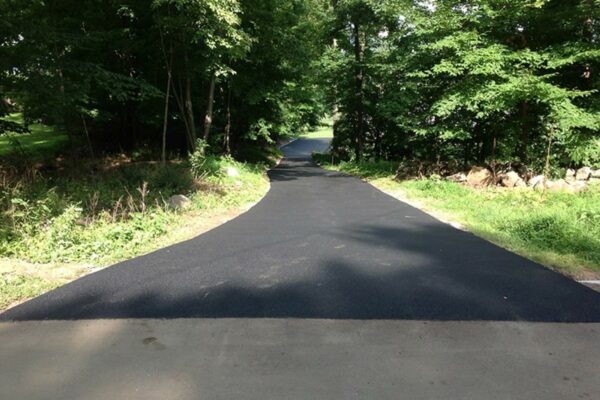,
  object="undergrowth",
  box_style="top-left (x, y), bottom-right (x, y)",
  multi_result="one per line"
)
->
top-left (1, 146), bottom-right (271, 267)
